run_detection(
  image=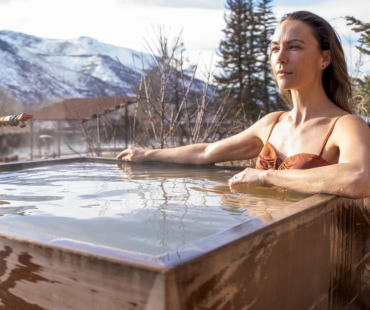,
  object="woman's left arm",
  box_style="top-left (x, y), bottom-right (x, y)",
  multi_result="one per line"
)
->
top-left (229, 115), bottom-right (370, 198)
